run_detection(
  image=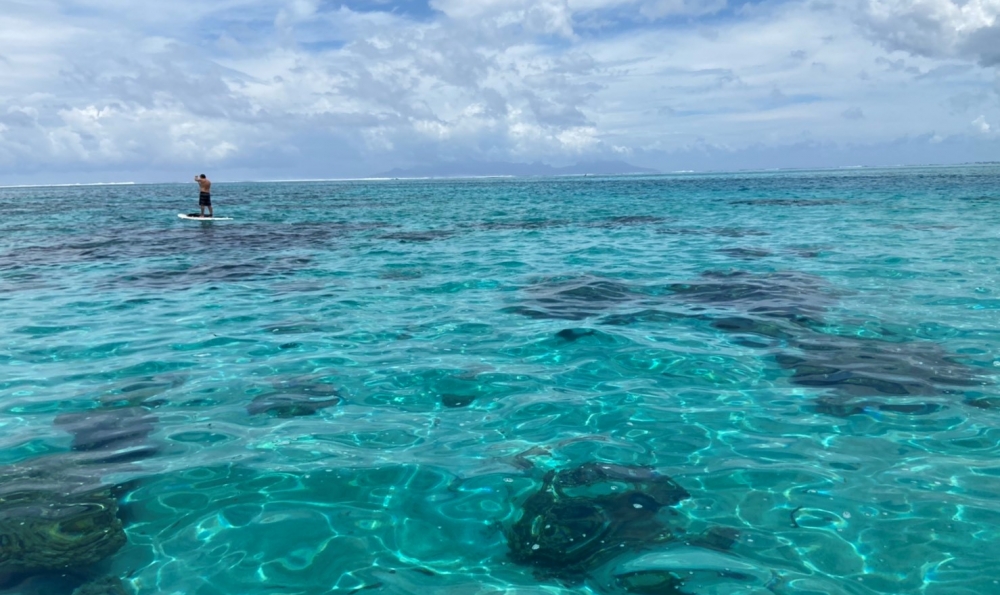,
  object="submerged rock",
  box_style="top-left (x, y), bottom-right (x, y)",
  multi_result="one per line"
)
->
top-left (609, 546), bottom-right (772, 594)
top-left (0, 399), bottom-right (152, 593)
top-left (666, 270), bottom-right (834, 323)
top-left (556, 328), bottom-right (597, 342)
top-left (777, 337), bottom-right (985, 398)
top-left (479, 219), bottom-right (571, 231)
top-left (379, 230), bottom-right (454, 242)
top-left (967, 396), bottom-right (1000, 410)
top-left (505, 463), bottom-right (690, 578)
top-left (813, 397), bottom-right (944, 418)
top-left (248, 394), bottom-right (342, 417)
top-left (72, 576), bottom-right (128, 595)
top-left (656, 227), bottom-right (770, 238)
top-left (730, 198), bottom-right (848, 207)
top-left (55, 408), bottom-right (157, 453)
top-left (441, 394), bottom-right (475, 408)
top-left (663, 269), bottom-right (988, 411)
top-left (508, 277), bottom-right (642, 321)
top-left (248, 378), bottom-right (343, 417)
top-left (599, 309), bottom-right (693, 327)
top-left (590, 216), bottom-right (669, 229)
top-left (709, 316), bottom-right (793, 340)
top-left (615, 570), bottom-right (687, 594)
top-left (0, 487), bottom-right (126, 576)
top-left (716, 247), bottom-right (773, 259)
